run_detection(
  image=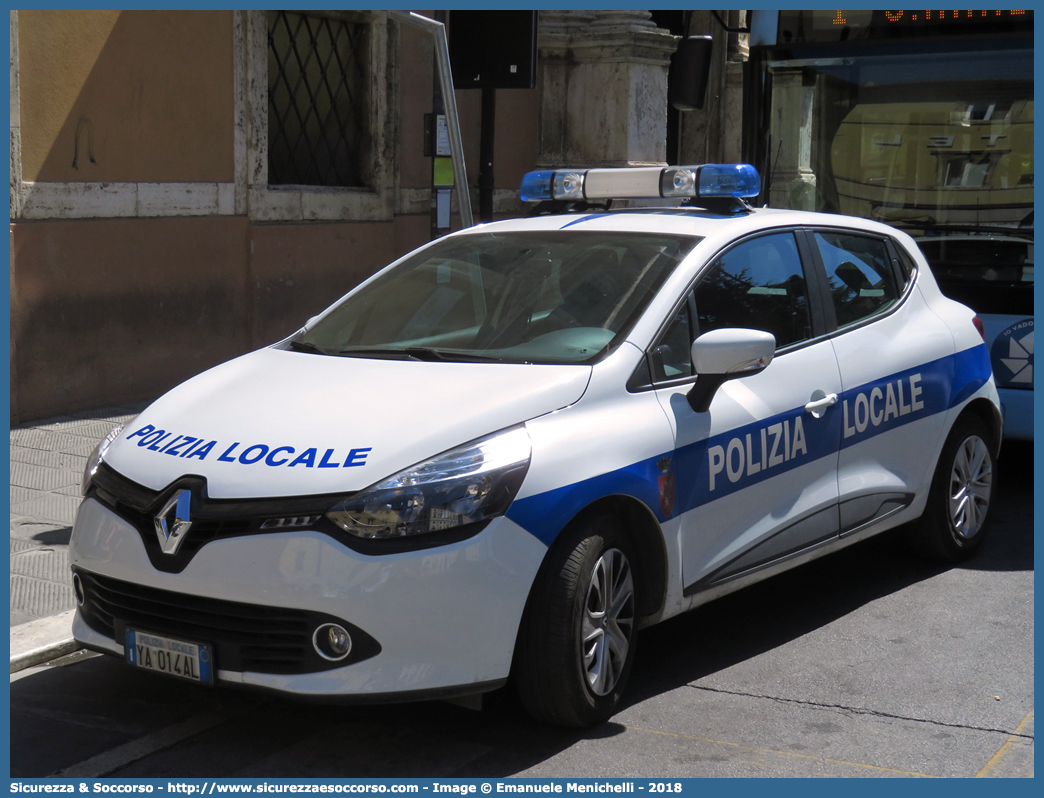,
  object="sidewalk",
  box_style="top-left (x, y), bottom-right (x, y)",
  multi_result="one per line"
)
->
top-left (9, 402), bottom-right (148, 671)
